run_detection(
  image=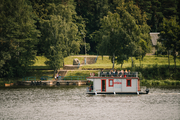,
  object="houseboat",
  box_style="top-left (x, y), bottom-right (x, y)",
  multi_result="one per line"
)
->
top-left (86, 72), bottom-right (149, 95)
